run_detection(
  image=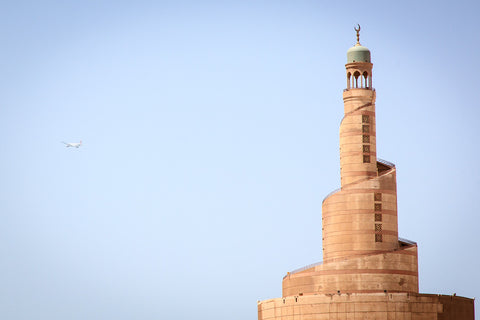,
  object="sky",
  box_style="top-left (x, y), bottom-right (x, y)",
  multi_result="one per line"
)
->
top-left (0, 0), bottom-right (479, 319)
